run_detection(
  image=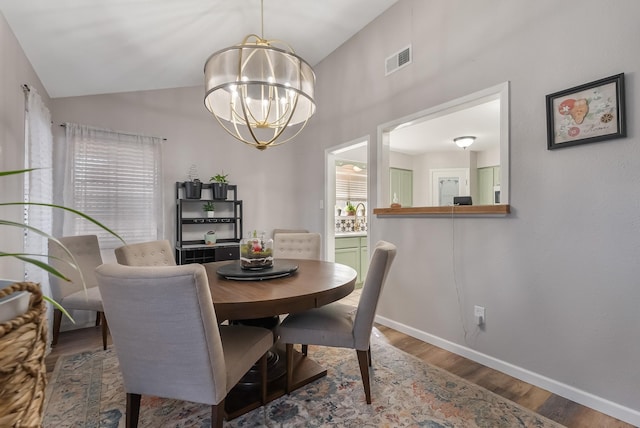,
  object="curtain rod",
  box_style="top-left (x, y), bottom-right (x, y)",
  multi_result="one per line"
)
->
top-left (59, 123), bottom-right (167, 141)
